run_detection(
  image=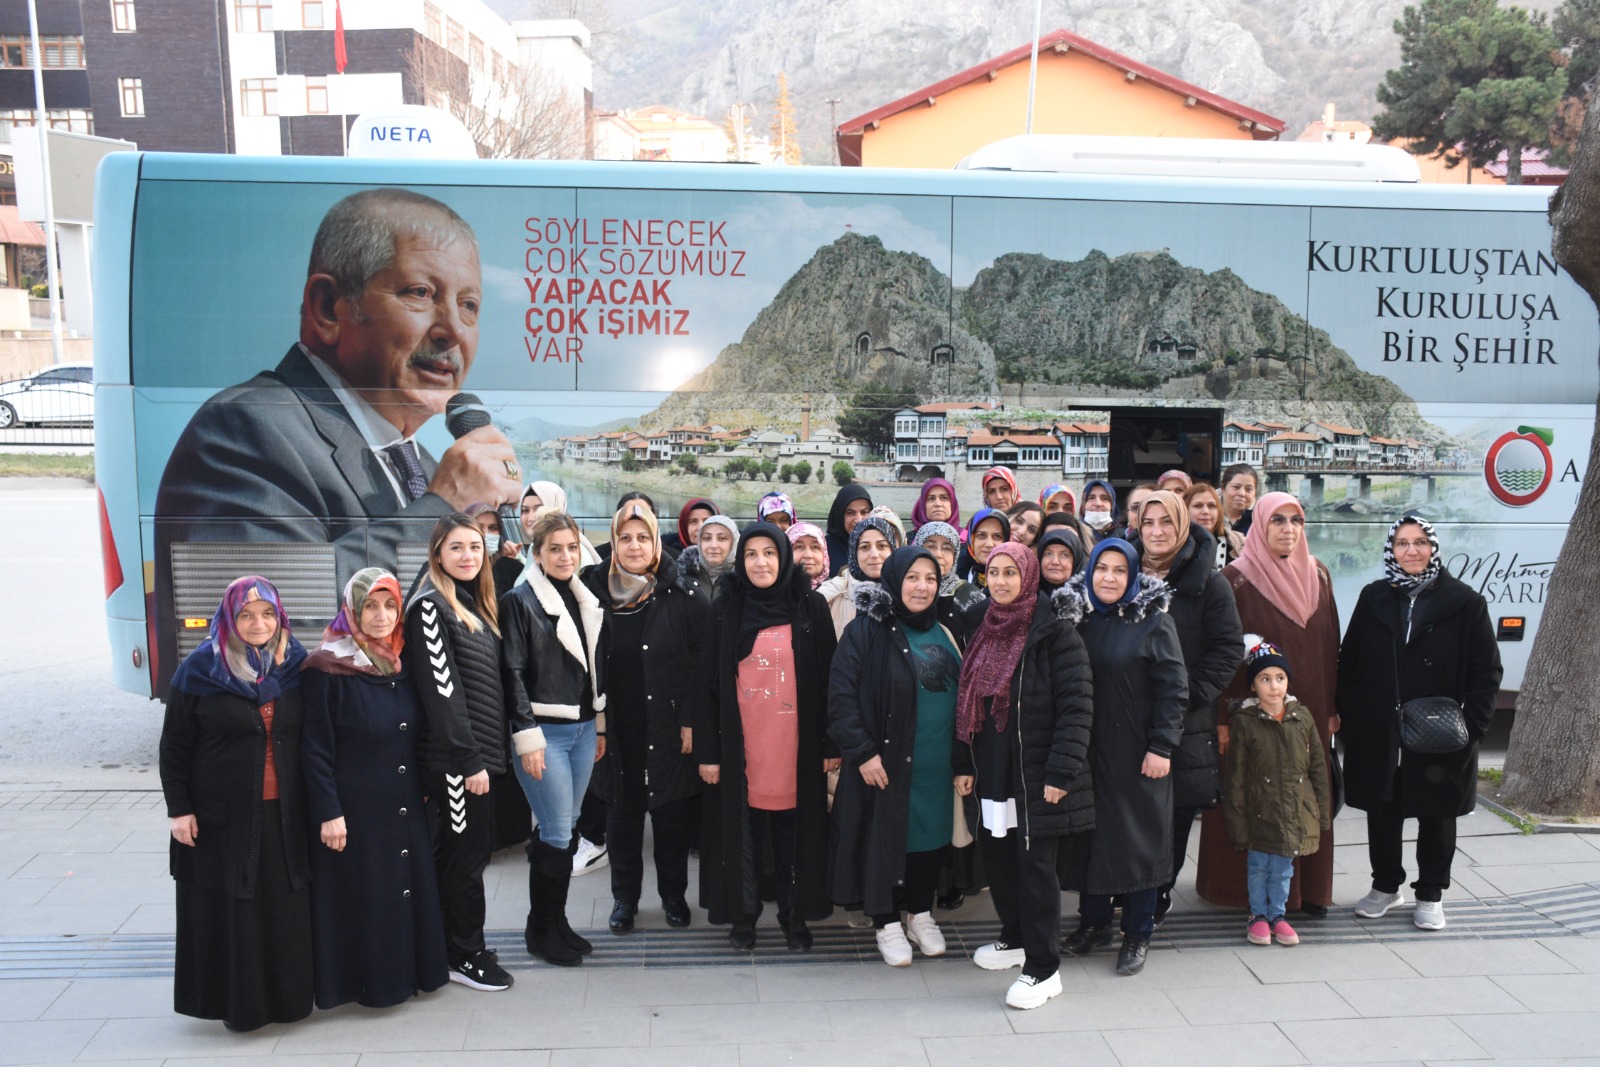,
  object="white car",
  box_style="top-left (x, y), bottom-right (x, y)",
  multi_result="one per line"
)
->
top-left (0, 362), bottom-right (94, 428)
